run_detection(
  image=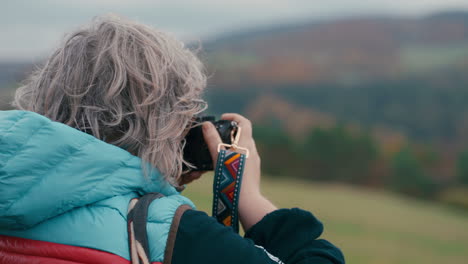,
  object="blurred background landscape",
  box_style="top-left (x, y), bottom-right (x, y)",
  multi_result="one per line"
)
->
top-left (1, 1), bottom-right (468, 263)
